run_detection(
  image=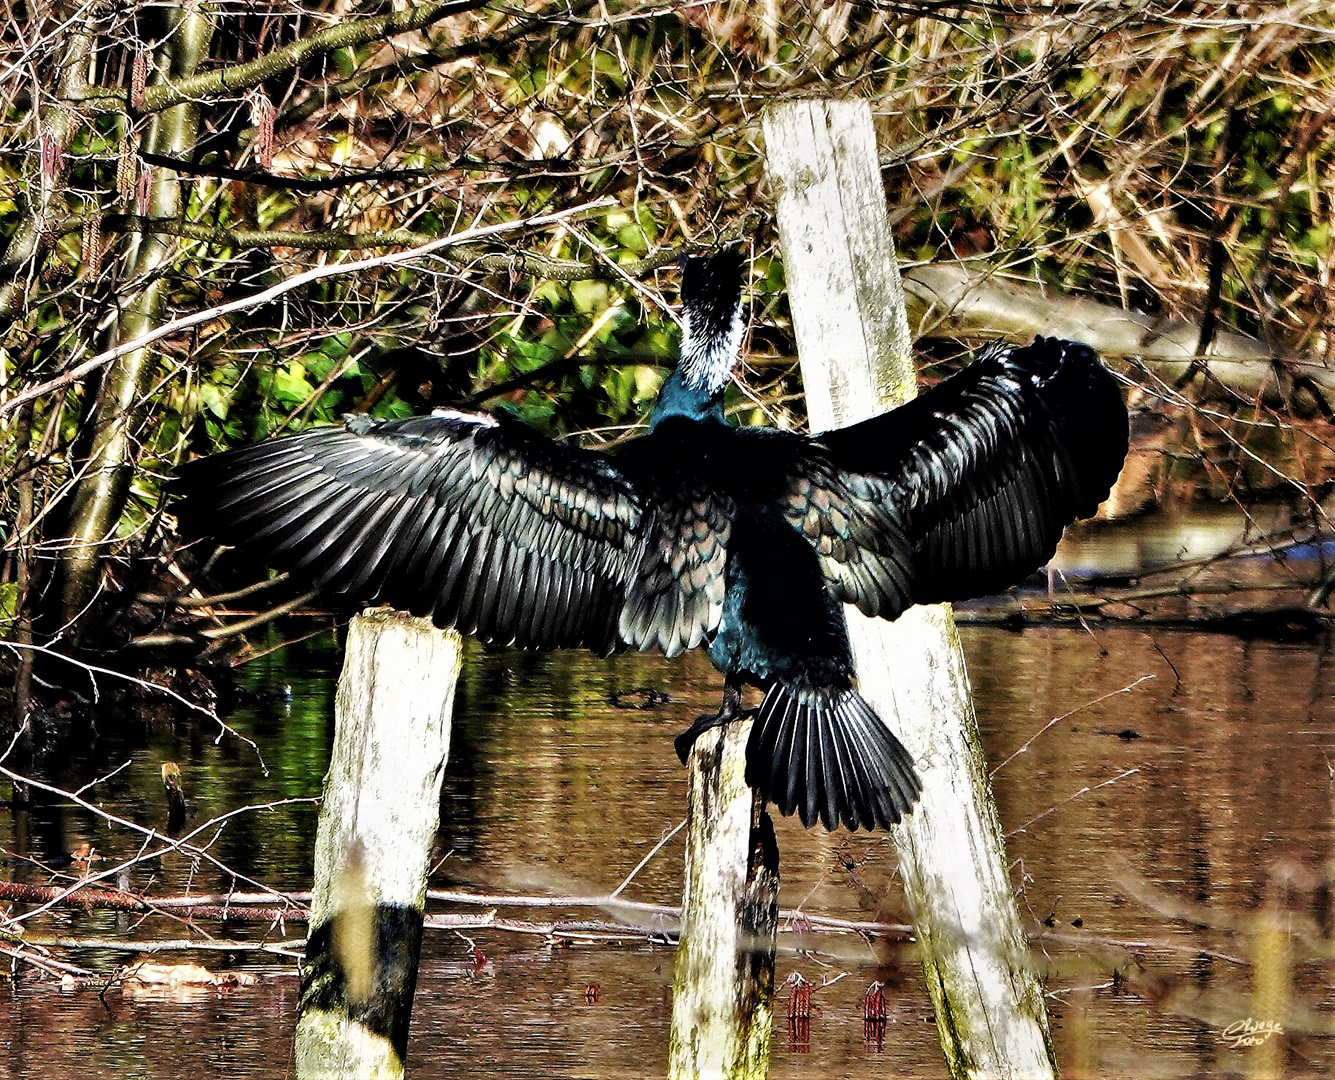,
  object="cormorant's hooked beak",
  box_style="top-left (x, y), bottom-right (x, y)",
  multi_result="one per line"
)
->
top-left (679, 247), bottom-right (745, 395)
